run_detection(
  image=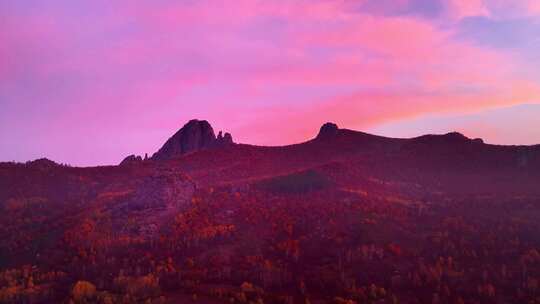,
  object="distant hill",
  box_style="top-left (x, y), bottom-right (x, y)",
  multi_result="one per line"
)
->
top-left (2, 119), bottom-right (540, 226)
top-left (1, 119), bottom-right (540, 303)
